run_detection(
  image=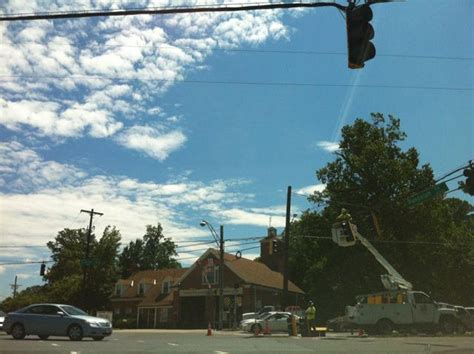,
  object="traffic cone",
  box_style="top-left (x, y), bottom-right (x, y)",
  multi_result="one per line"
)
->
top-left (263, 320), bottom-right (271, 335)
top-left (358, 328), bottom-right (365, 337)
top-left (207, 322), bottom-right (212, 336)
